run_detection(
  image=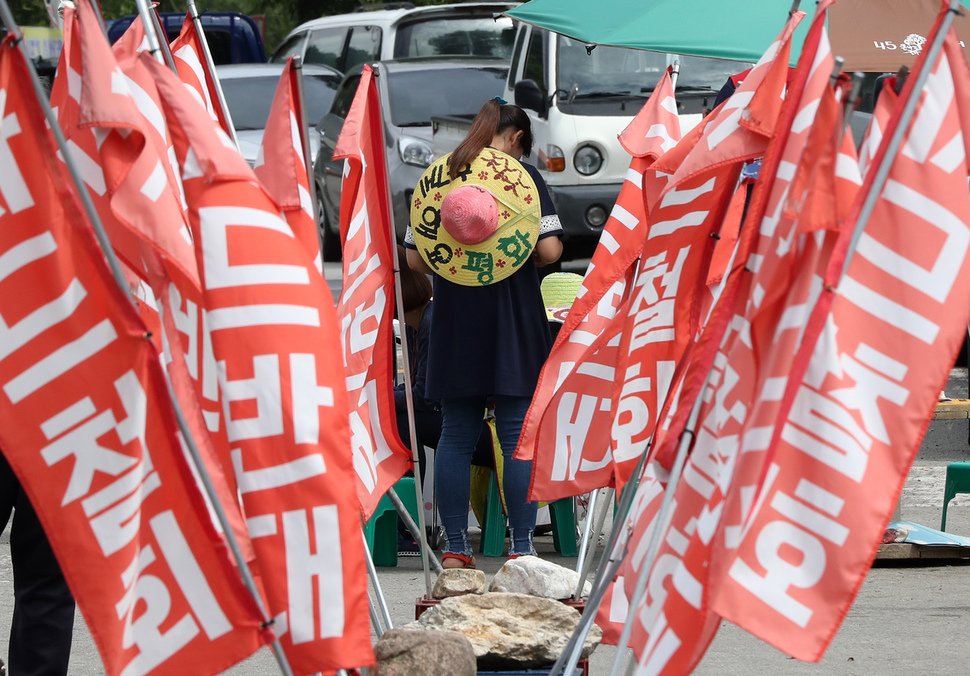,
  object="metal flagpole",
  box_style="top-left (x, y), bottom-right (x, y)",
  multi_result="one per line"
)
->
top-left (362, 530), bottom-right (393, 636)
top-left (572, 487), bottom-right (613, 602)
top-left (292, 55), bottom-right (322, 266)
top-left (375, 63), bottom-right (435, 598)
top-left (186, 0), bottom-right (239, 147)
top-left (545, 446), bottom-right (653, 676)
top-left (607, 390), bottom-right (703, 676)
top-left (0, 3), bottom-right (292, 671)
top-left (572, 489), bottom-right (600, 577)
top-left (388, 487), bottom-right (443, 572)
top-left (840, 0), bottom-right (962, 281)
